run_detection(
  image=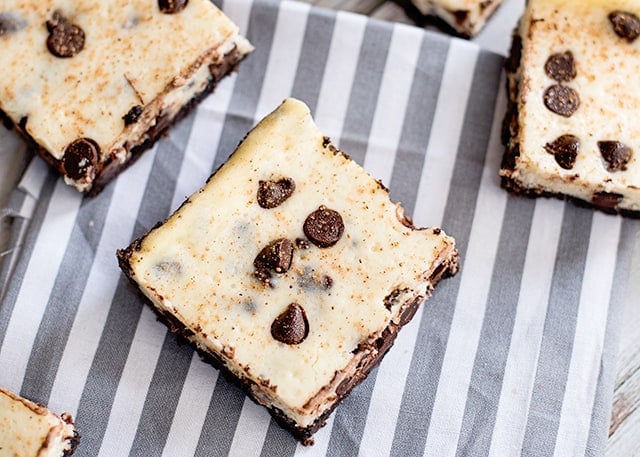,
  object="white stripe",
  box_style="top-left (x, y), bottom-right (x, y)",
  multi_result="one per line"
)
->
top-left (422, 60), bottom-right (508, 457)
top-left (162, 355), bottom-right (219, 457)
top-left (228, 400), bottom-right (273, 457)
top-left (553, 213), bottom-right (622, 457)
top-left (355, 23), bottom-right (423, 456)
top-left (18, 156), bottom-right (48, 200)
top-left (161, 358), bottom-right (220, 457)
top-left (411, 39), bottom-right (480, 229)
top-left (488, 198), bottom-right (565, 457)
top-left (361, 23), bottom-right (422, 185)
top-left (47, 147), bottom-right (157, 415)
top-left (171, 76), bottom-right (238, 210)
top-left (254, 0), bottom-right (310, 122)
top-left (0, 181), bottom-right (81, 392)
top-left (96, 307), bottom-right (167, 457)
top-left (313, 11), bottom-right (367, 140)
